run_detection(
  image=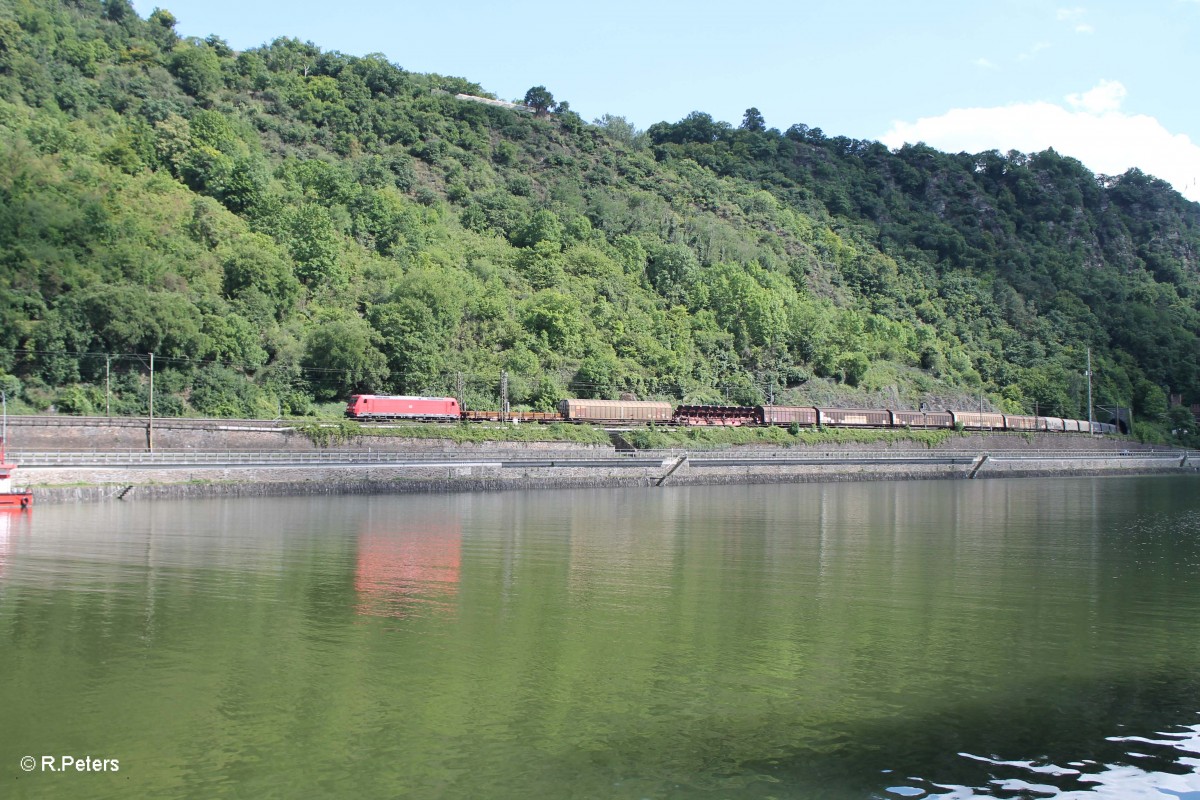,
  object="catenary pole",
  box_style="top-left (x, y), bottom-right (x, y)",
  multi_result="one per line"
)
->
top-left (1087, 347), bottom-right (1094, 434)
top-left (148, 352), bottom-right (154, 452)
